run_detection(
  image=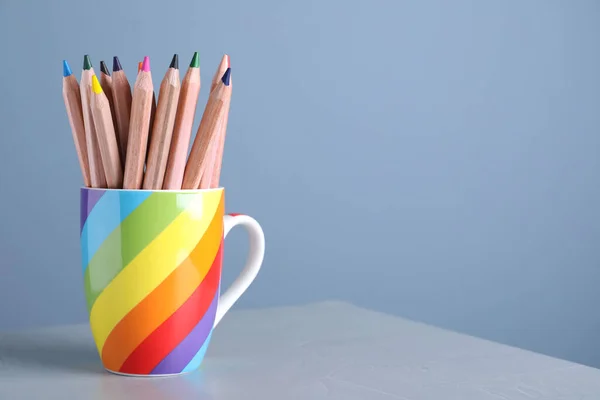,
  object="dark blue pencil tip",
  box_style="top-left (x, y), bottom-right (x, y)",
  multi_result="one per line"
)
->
top-left (113, 56), bottom-right (122, 72)
top-left (63, 60), bottom-right (72, 77)
top-left (221, 68), bottom-right (231, 86)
